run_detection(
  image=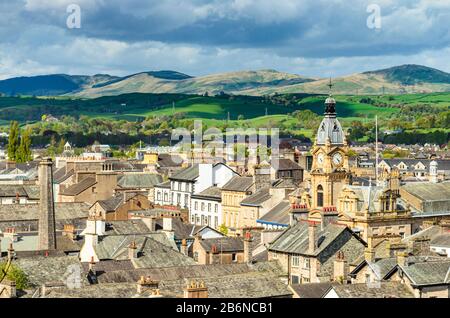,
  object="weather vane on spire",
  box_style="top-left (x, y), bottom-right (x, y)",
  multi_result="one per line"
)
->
top-left (327, 77), bottom-right (333, 96)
